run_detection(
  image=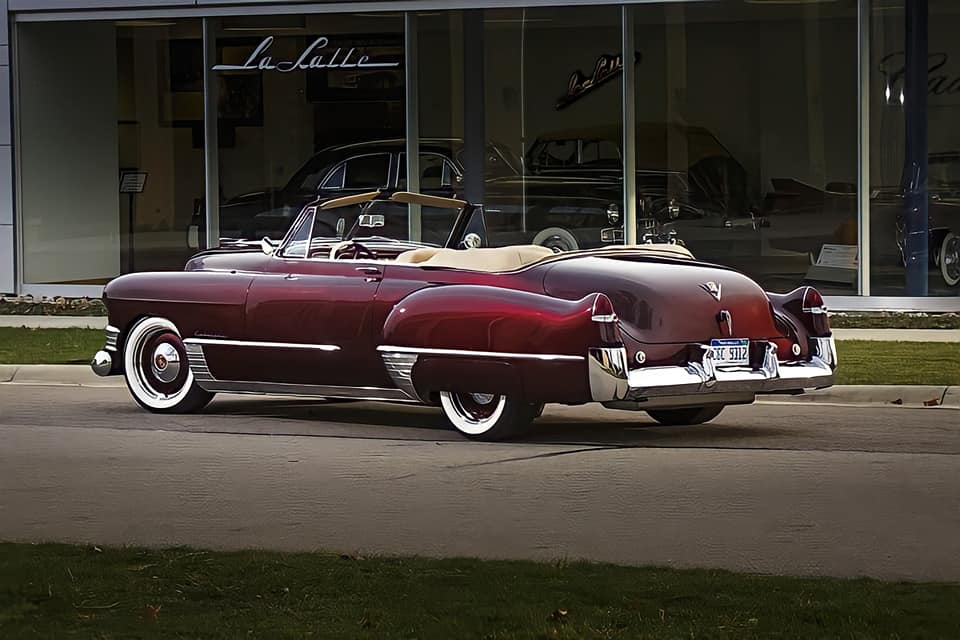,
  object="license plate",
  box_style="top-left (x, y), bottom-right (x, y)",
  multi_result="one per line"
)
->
top-left (710, 338), bottom-right (750, 367)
